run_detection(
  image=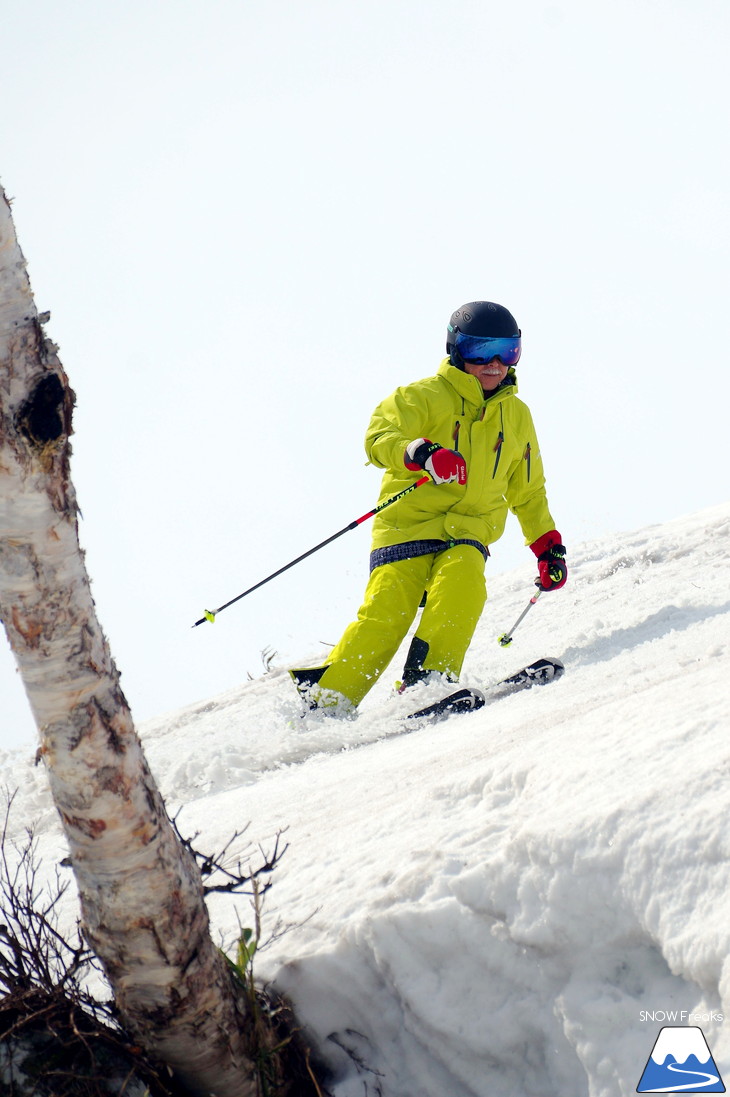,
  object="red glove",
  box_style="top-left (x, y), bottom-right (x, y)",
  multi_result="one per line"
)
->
top-left (530, 530), bottom-right (568, 591)
top-left (404, 438), bottom-right (467, 485)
